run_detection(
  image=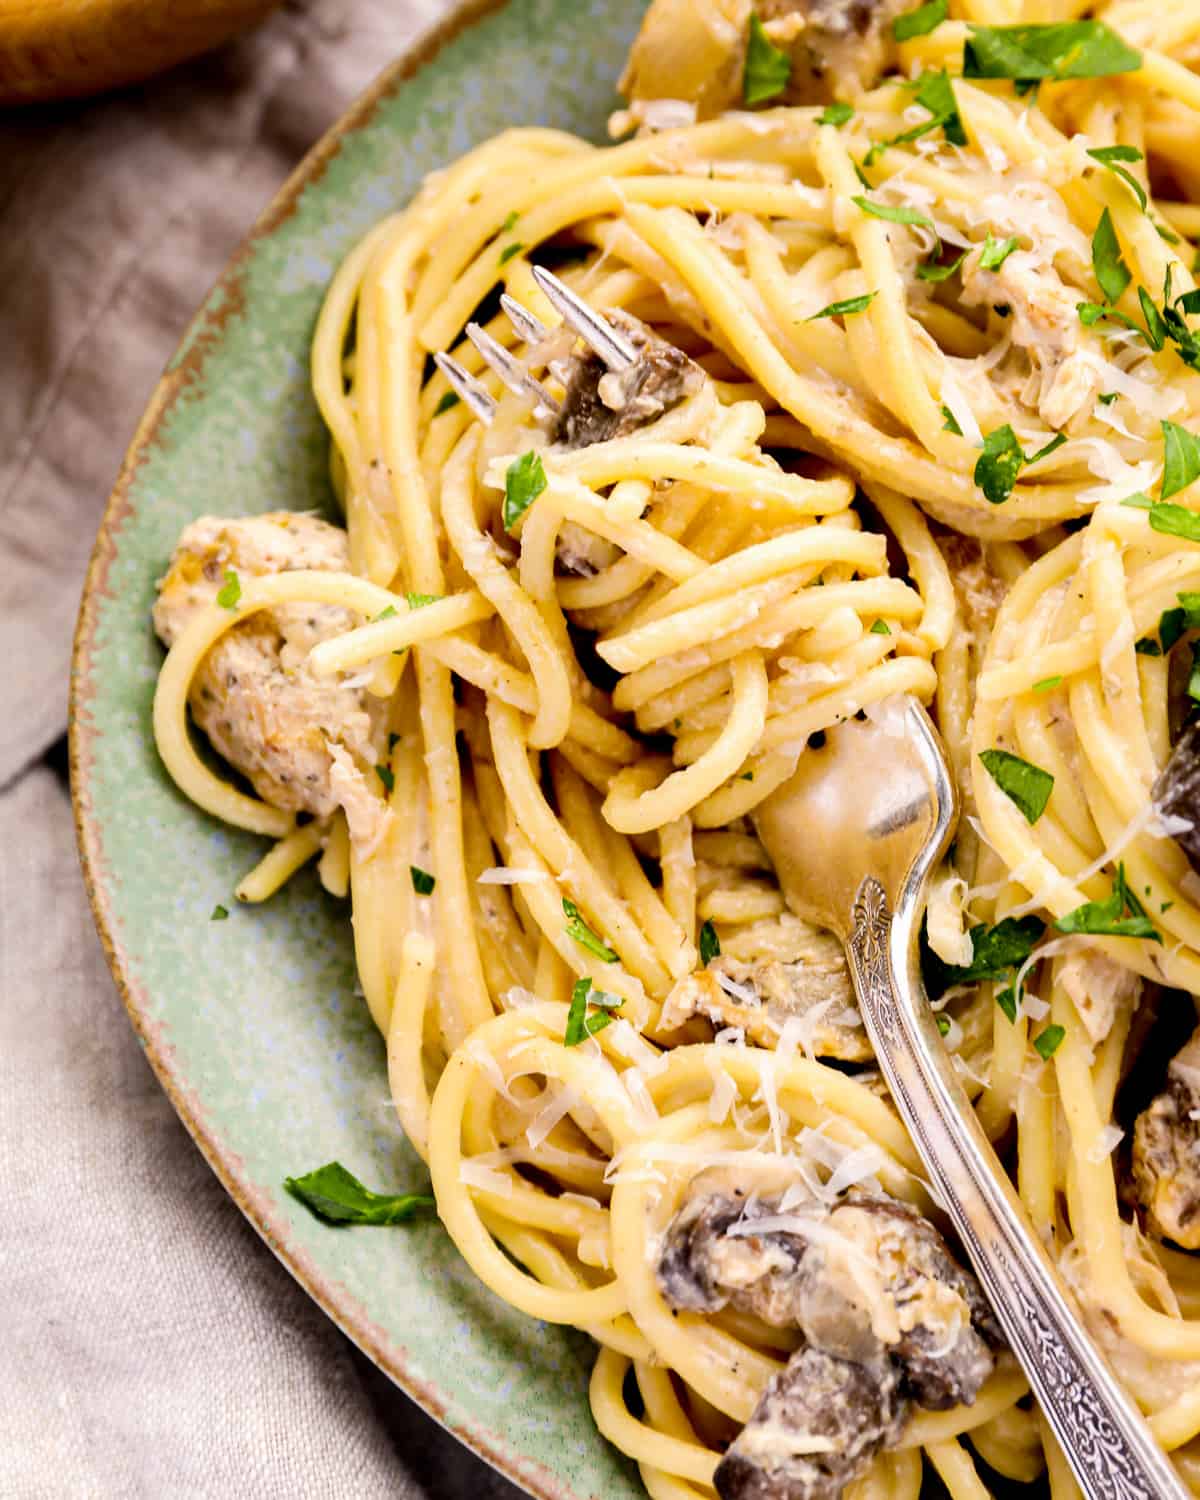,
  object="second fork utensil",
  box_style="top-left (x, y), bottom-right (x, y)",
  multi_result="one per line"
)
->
top-left (754, 696), bottom-right (1188, 1500)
